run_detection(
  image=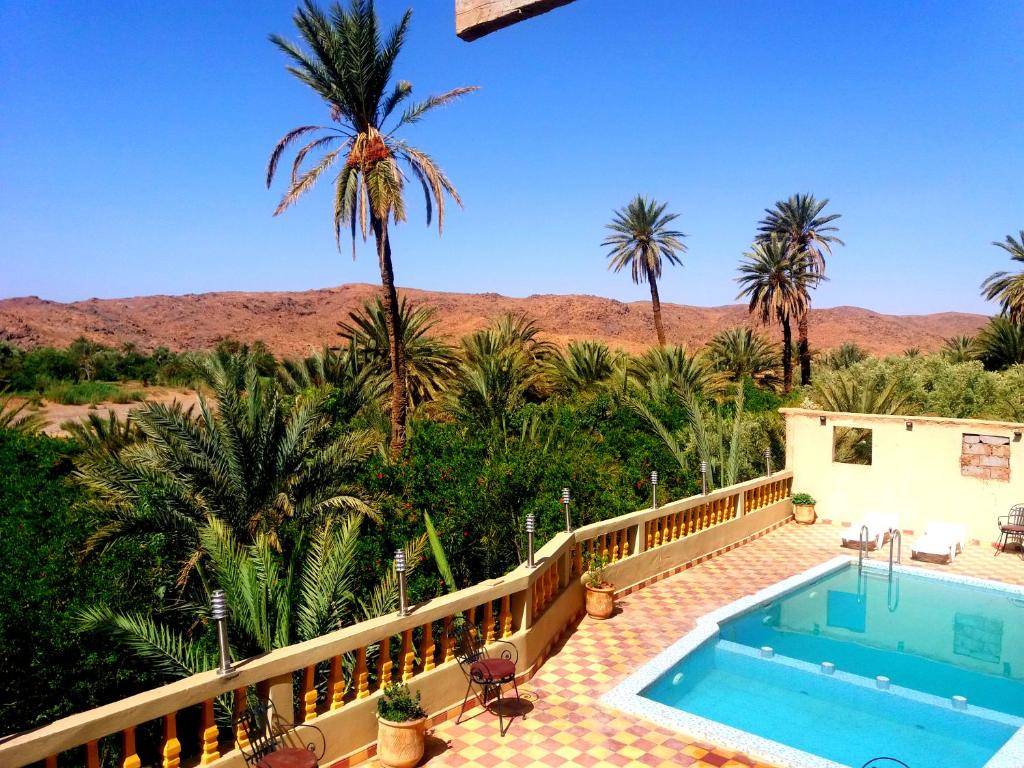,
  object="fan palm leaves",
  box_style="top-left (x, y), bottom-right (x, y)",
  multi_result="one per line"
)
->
top-left (819, 342), bottom-right (868, 370)
top-left (603, 196), bottom-right (686, 347)
top-left (549, 341), bottom-right (620, 395)
top-left (76, 354), bottom-right (378, 585)
top-left (628, 383), bottom-right (746, 491)
top-left (278, 342), bottom-right (387, 422)
top-left (976, 317), bottom-right (1024, 371)
top-left (267, 0), bottom-right (476, 457)
top-left (736, 236), bottom-right (816, 393)
top-left (706, 328), bottom-right (781, 389)
top-left (0, 390), bottom-right (45, 435)
top-left (981, 232), bottom-right (1024, 324)
top-left (941, 336), bottom-right (978, 364)
top-left (338, 296), bottom-right (458, 408)
top-left (79, 515), bottom-right (425, 680)
top-left (757, 194), bottom-right (842, 385)
top-left (628, 345), bottom-right (727, 403)
top-left (810, 371), bottom-right (914, 415)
